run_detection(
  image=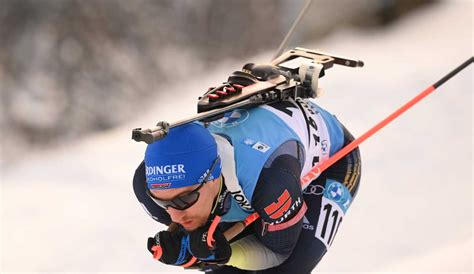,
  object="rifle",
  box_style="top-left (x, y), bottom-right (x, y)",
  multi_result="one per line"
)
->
top-left (131, 47), bottom-right (364, 144)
